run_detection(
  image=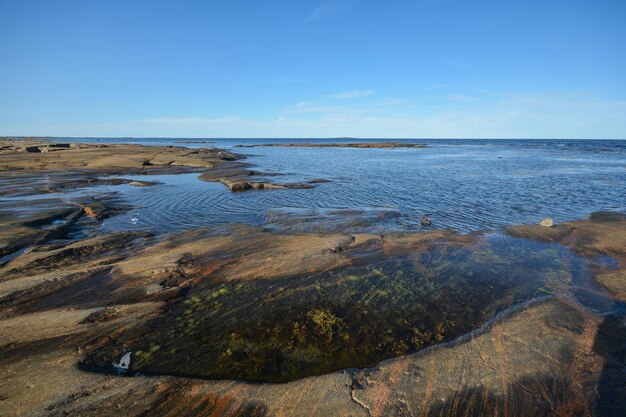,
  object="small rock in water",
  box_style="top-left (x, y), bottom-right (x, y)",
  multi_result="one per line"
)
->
top-left (129, 180), bottom-right (158, 187)
top-left (539, 217), bottom-right (554, 227)
top-left (420, 215), bottom-right (432, 226)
